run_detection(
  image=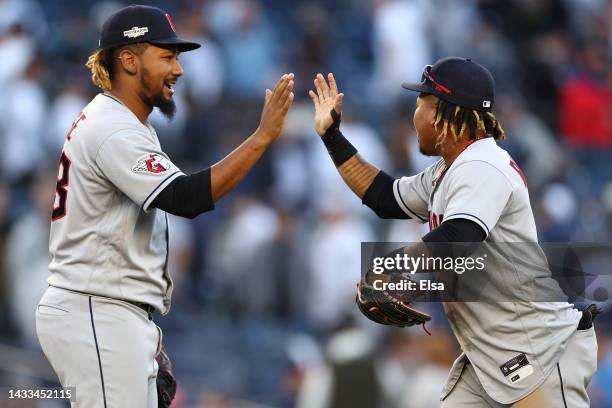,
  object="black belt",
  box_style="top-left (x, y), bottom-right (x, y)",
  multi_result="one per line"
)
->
top-left (128, 301), bottom-right (155, 320)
